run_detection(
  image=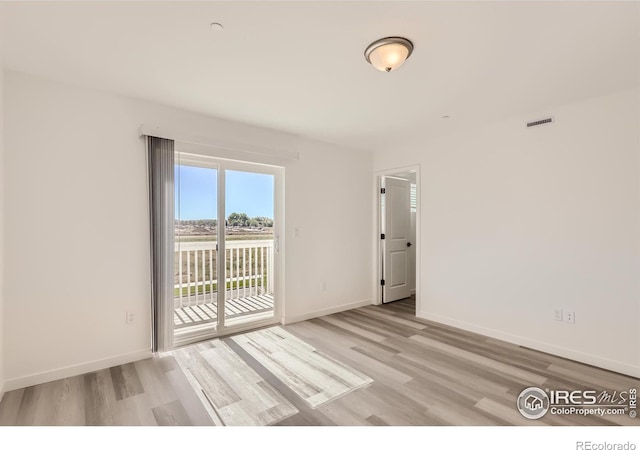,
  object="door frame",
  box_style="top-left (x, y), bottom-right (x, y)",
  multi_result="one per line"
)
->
top-left (374, 165), bottom-right (421, 313)
top-left (381, 176), bottom-right (412, 303)
top-left (174, 152), bottom-right (285, 347)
